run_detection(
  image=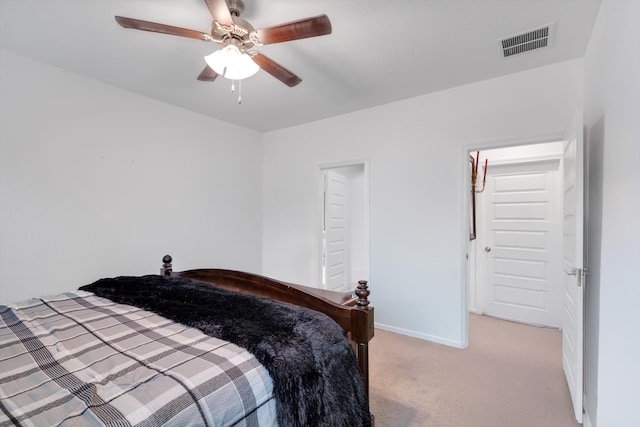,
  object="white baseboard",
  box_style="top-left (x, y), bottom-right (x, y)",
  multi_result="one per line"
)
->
top-left (374, 322), bottom-right (464, 349)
